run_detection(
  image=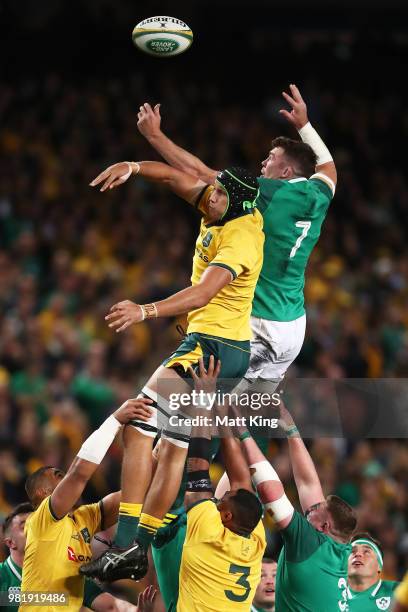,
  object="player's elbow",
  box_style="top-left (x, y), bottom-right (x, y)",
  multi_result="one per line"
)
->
top-left (191, 287), bottom-right (213, 309)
